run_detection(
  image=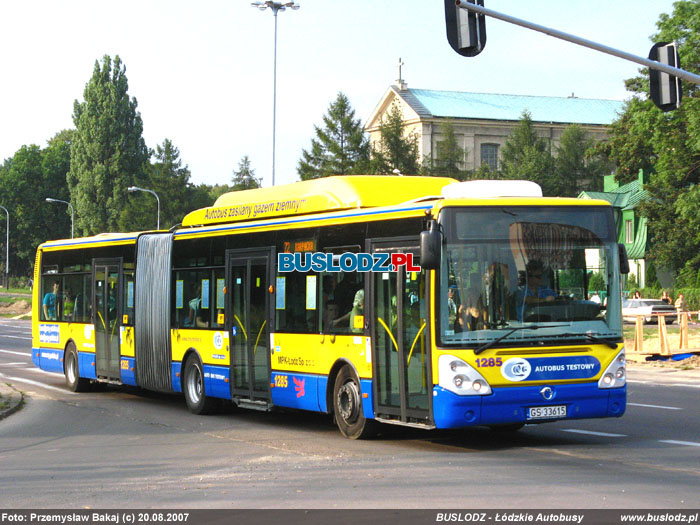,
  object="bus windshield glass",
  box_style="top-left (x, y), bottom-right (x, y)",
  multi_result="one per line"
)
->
top-left (438, 206), bottom-right (622, 348)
